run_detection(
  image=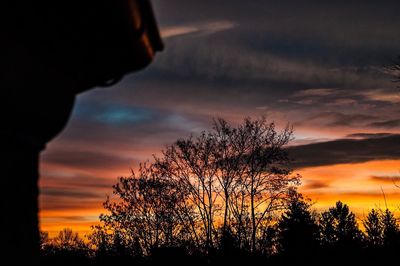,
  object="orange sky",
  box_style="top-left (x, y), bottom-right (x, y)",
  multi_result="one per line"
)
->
top-left (39, 158), bottom-right (400, 238)
top-left (299, 160), bottom-right (400, 216)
